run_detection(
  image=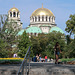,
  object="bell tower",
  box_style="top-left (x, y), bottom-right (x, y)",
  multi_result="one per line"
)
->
top-left (8, 7), bottom-right (22, 30)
